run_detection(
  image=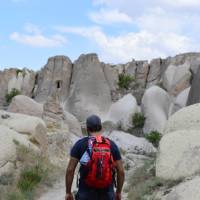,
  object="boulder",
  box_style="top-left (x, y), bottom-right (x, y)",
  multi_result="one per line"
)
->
top-left (108, 130), bottom-right (156, 155)
top-left (65, 54), bottom-right (112, 121)
top-left (63, 111), bottom-right (82, 137)
top-left (162, 63), bottom-right (191, 96)
top-left (156, 130), bottom-right (200, 180)
top-left (187, 66), bottom-right (200, 106)
top-left (142, 86), bottom-right (171, 134)
top-left (164, 103), bottom-right (200, 134)
top-left (169, 87), bottom-right (190, 115)
top-left (0, 125), bottom-right (37, 175)
top-left (161, 176), bottom-right (200, 200)
top-left (35, 56), bottom-right (73, 103)
top-left (105, 94), bottom-right (139, 130)
top-left (0, 110), bottom-right (47, 151)
top-left (8, 95), bottom-right (43, 117)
